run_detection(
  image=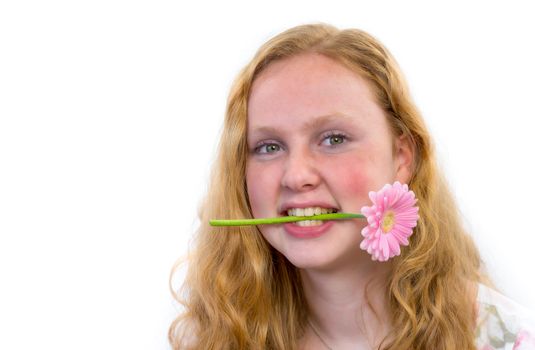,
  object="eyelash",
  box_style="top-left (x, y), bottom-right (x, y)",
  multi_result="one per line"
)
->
top-left (253, 131), bottom-right (349, 155)
top-left (320, 131), bottom-right (348, 147)
top-left (254, 141), bottom-right (282, 155)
